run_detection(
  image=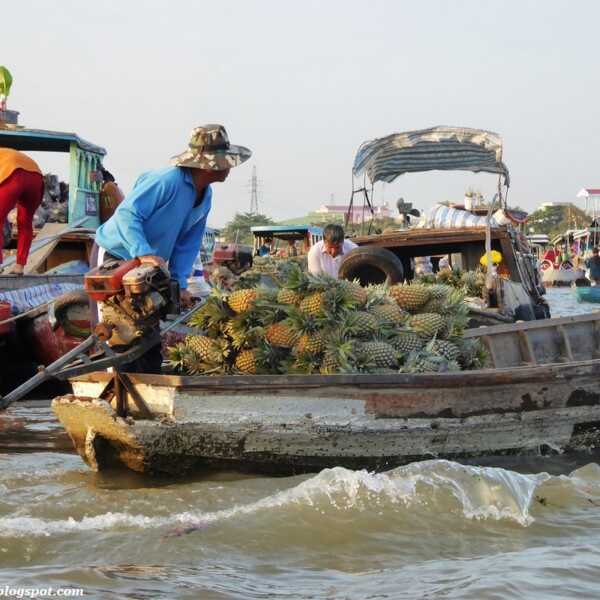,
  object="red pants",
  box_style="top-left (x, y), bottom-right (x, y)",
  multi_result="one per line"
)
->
top-left (0, 169), bottom-right (44, 266)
